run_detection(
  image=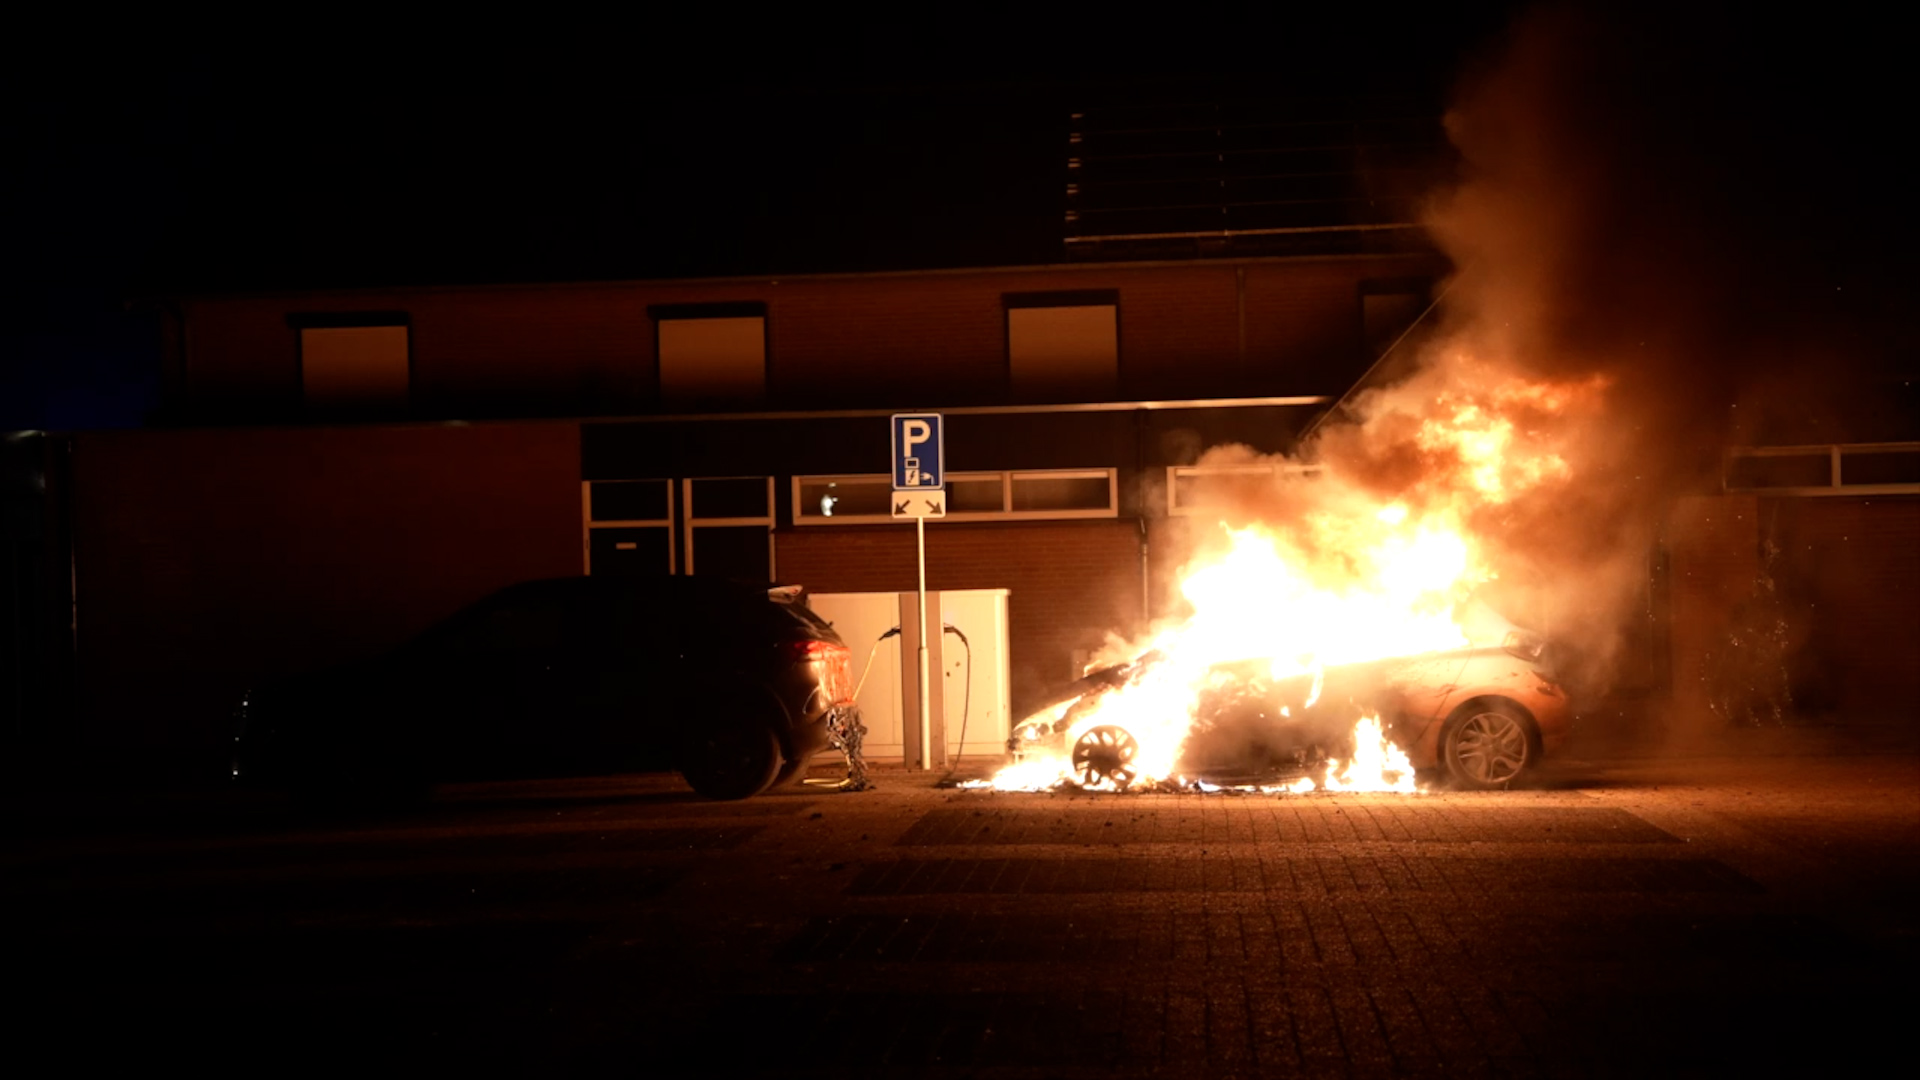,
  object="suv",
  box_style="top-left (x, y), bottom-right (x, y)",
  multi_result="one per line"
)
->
top-left (232, 576), bottom-right (853, 800)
